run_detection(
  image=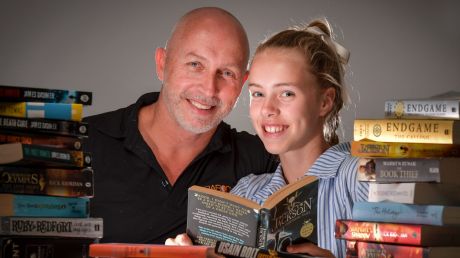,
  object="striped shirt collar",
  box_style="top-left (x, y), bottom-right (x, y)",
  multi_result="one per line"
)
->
top-left (307, 142), bottom-right (351, 179)
top-left (270, 142), bottom-right (351, 182)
